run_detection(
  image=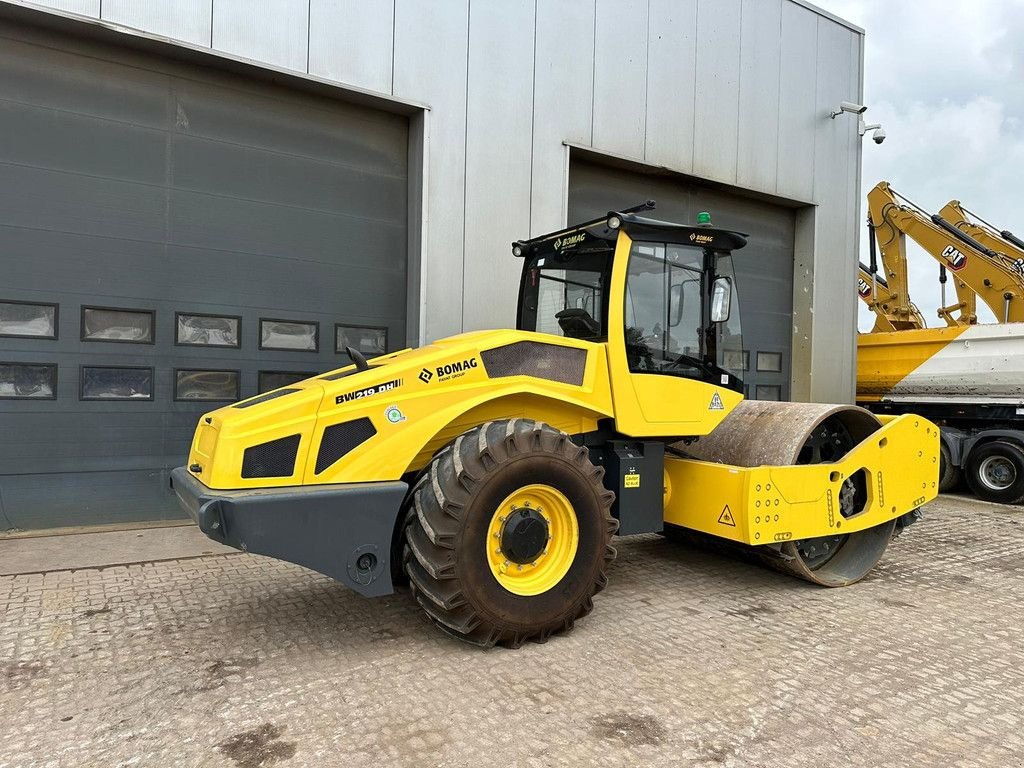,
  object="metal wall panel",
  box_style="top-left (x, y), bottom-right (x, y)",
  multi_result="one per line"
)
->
top-left (103, 0), bottom-right (212, 46)
top-left (810, 17), bottom-right (858, 400)
top-left (776, 1), bottom-right (817, 201)
top-left (212, 0), bottom-right (309, 72)
top-left (309, 0), bottom-right (395, 93)
top-left (0, 22), bottom-right (408, 530)
top-left (736, 0), bottom-right (782, 193)
top-left (644, 0), bottom-right (697, 172)
top-left (568, 158), bottom-right (796, 399)
top-left (692, 0), bottom-right (742, 183)
top-left (392, 0), bottom-right (469, 343)
top-left (36, 0), bottom-right (97, 16)
top-left (530, 0), bottom-right (596, 235)
top-left (592, 0), bottom-right (648, 158)
top-left (462, 0), bottom-right (535, 331)
top-left (8, 0), bottom-right (867, 407)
